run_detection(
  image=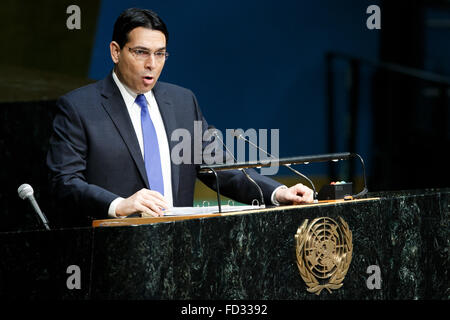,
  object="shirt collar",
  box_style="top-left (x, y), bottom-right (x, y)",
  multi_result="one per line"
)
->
top-left (112, 70), bottom-right (154, 106)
